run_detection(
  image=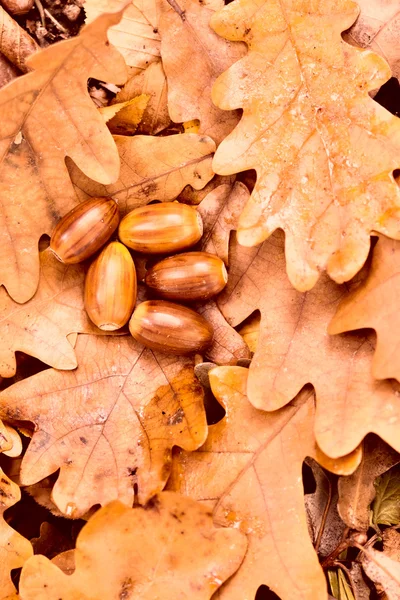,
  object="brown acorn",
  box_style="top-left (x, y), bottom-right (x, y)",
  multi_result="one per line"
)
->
top-left (118, 203), bottom-right (203, 254)
top-left (50, 197), bottom-right (119, 264)
top-left (84, 241), bottom-right (137, 331)
top-left (129, 300), bottom-right (214, 355)
top-left (145, 252), bottom-right (228, 301)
